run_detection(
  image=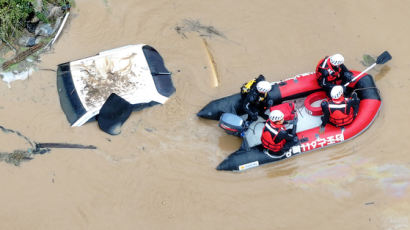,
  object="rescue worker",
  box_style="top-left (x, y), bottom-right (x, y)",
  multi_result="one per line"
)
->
top-left (320, 85), bottom-right (360, 128)
top-left (240, 75), bottom-right (274, 121)
top-left (261, 110), bottom-right (297, 156)
top-left (316, 54), bottom-right (354, 95)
